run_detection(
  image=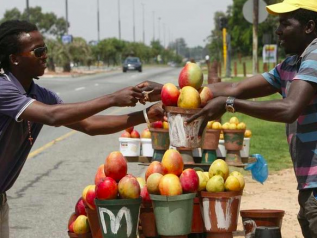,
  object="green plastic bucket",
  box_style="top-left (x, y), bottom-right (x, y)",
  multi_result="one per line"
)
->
top-left (94, 197), bottom-right (141, 238)
top-left (150, 193), bottom-right (196, 236)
